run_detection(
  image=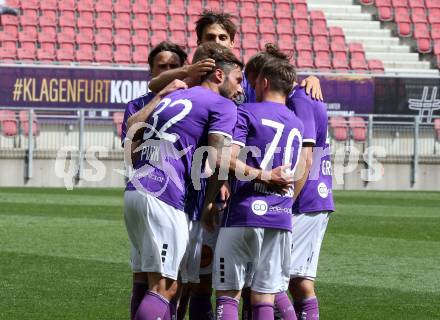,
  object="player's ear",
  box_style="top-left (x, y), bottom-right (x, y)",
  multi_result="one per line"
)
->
top-left (263, 78), bottom-right (269, 91)
top-left (214, 68), bottom-right (224, 84)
